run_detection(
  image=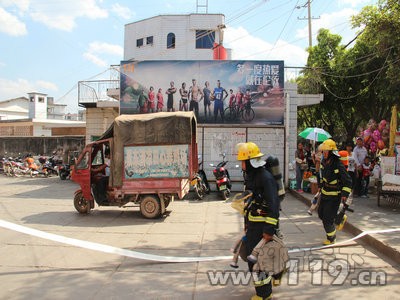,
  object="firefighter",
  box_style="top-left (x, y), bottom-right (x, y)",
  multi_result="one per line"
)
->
top-left (236, 142), bottom-right (280, 300)
top-left (318, 139), bottom-right (352, 245)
